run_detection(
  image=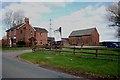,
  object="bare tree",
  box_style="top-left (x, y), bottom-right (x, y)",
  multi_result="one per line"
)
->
top-left (13, 10), bottom-right (25, 25)
top-left (106, 1), bottom-right (120, 37)
top-left (2, 10), bottom-right (13, 30)
top-left (2, 10), bottom-right (25, 30)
